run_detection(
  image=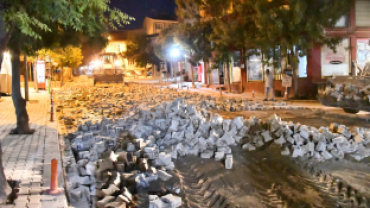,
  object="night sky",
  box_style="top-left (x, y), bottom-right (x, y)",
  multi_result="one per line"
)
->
top-left (110, 0), bottom-right (177, 30)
